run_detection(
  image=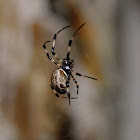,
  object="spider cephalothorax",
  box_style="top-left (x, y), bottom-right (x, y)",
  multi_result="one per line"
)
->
top-left (61, 59), bottom-right (74, 73)
top-left (43, 23), bottom-right (97, 105)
